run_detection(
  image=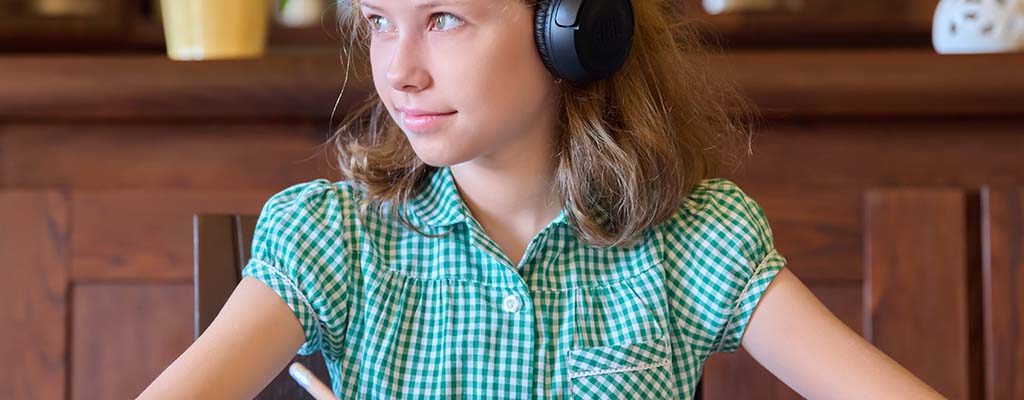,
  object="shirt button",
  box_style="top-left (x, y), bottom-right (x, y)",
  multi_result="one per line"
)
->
top-left (502, 294), bottom-right (522, 313)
